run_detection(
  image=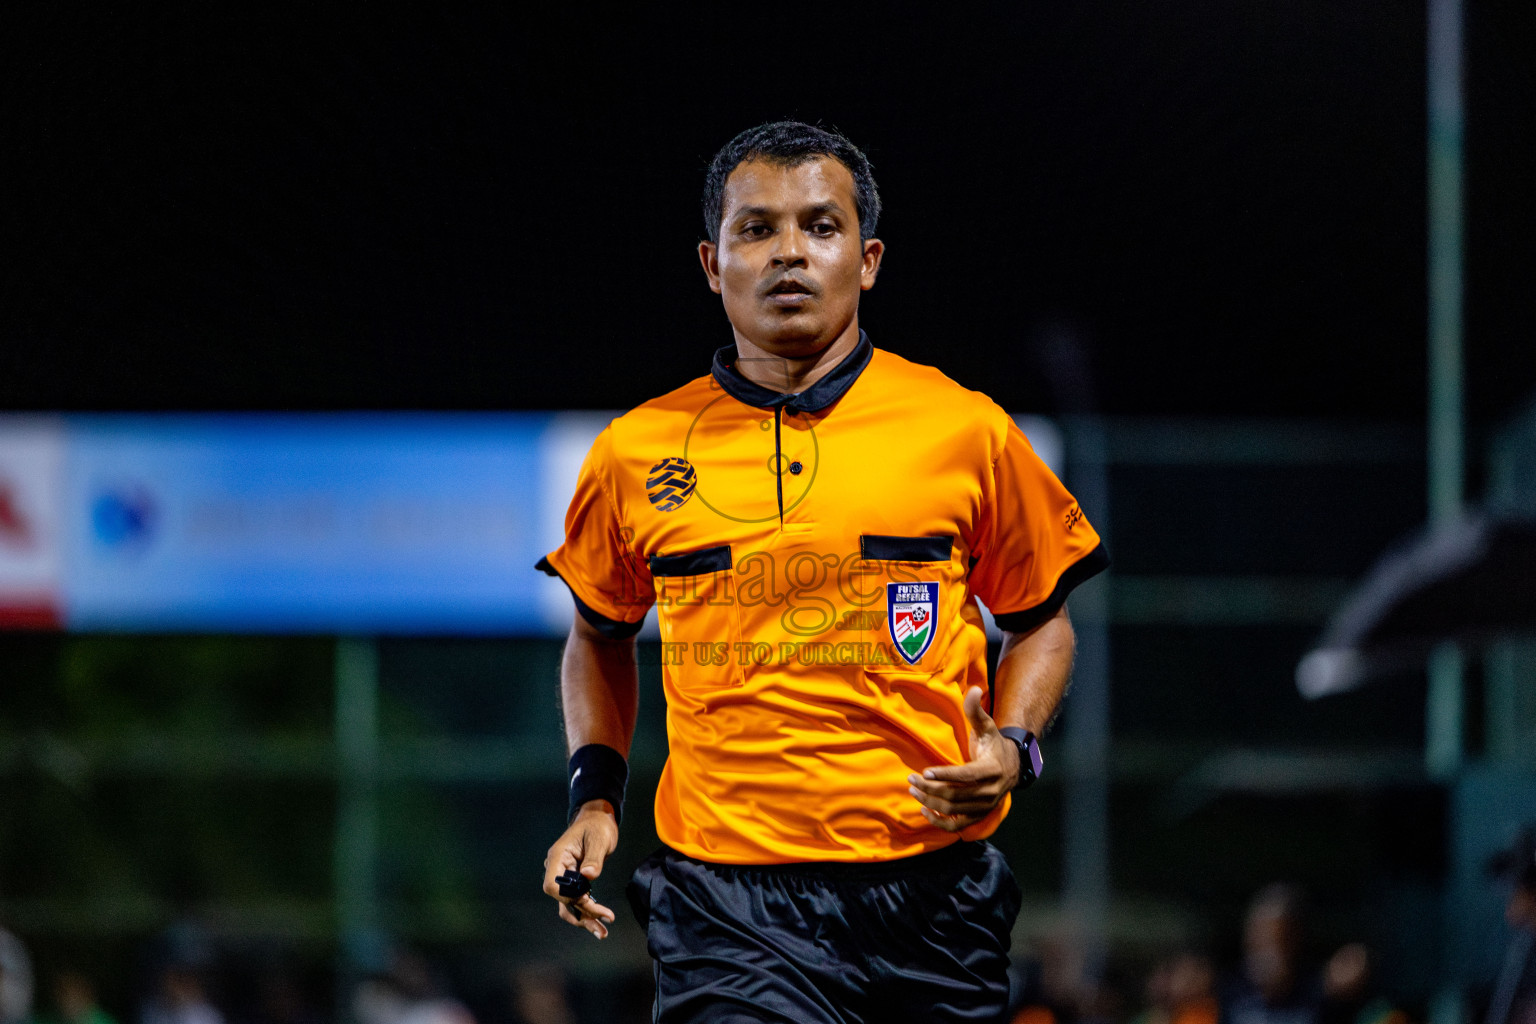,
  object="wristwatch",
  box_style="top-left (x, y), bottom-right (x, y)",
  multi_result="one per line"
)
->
top-left (999, 727), bottom-right (1043, 789)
